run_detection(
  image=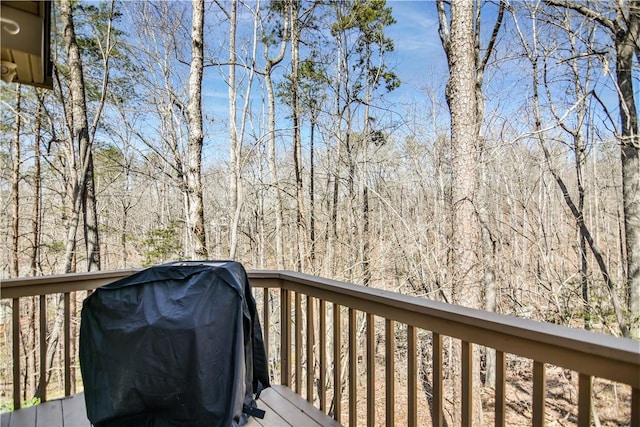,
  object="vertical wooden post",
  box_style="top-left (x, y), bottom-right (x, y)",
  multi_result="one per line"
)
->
top-left (280, 288), bottom-right (291, 386)
top-left (366, 313), bottom-right (375, 427)
top-left (495, 350), bottom-right (505, 427)
top-left (333, 303), bottom-right (341, 423)
top-left (577, 374), bottom-right (592, 427)
top-left (64, 292), bottom-right (71, 396)
top-left (39, 295), bottom-right (47, 402)
top-left (319, 299), bottom-right (327, 411)
top-left (385, 319), bottom-right (395, 427)
top-left (295, 293), bottom-right (302, 394)
top-left (13, 298), bottom-right (21, 410)
top-left (263, 289), bottom-right (270, 377)
top-left (306, 296), bottom-right (315, 402)
top-left (461, 341), bottom-right (473, 427)
top-left (631, 388), bottom-right (639, 427)
top-left (532, 361), bottom-right (546, 427)
top-left (407, 326), bottom-right (417, 427)
top-left (432, 333), bottom-right (443, 427)
top-left (348, 308), bottom-right (357, 427)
